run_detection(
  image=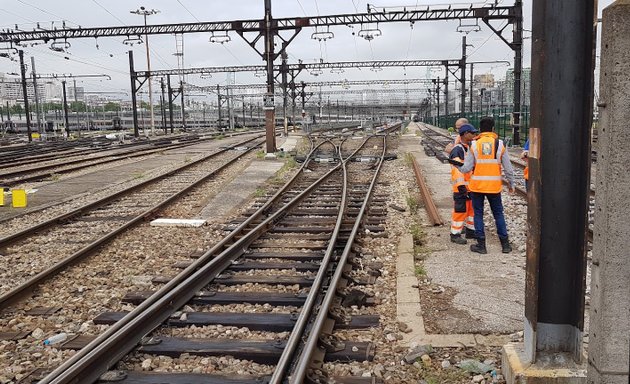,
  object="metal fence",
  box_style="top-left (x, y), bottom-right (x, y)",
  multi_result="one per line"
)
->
top-left (427, 105), bottom-right (530, 146)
